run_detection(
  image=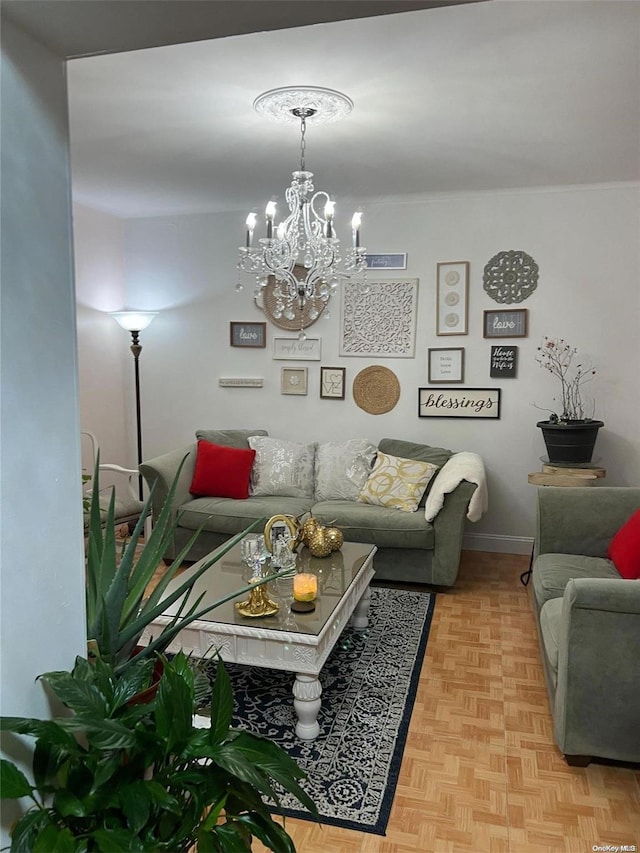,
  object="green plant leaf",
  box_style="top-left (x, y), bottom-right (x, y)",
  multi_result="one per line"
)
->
top-left (118, 780), bottom-right (151, 834)
top-left (52, 788), bottom-right (86, 818)
top-left (0, 718), bottom-right (78, 751)
top-left (208, 658), bottom-right (234, 745)
top-left (32, 824), bottom-right (77, 853)
top-left (8, 809), bottom-right (53, 853)
top-left (91, 827), bottom-right (145, 852)
top-left (0, 758), bottom-right (33, 799)
top-left (155, 658), bottom-right (194, 751)
top-left (210, 821), bottom-right (252, 852)
top-left (235, 812), bottom-right (296, 853)
top-left (39, 670), bottom-right (107, 718)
